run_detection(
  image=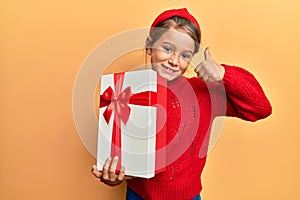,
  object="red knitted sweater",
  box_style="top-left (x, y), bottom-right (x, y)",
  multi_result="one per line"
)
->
top-left (126, 65), bottom-right (272, 200)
